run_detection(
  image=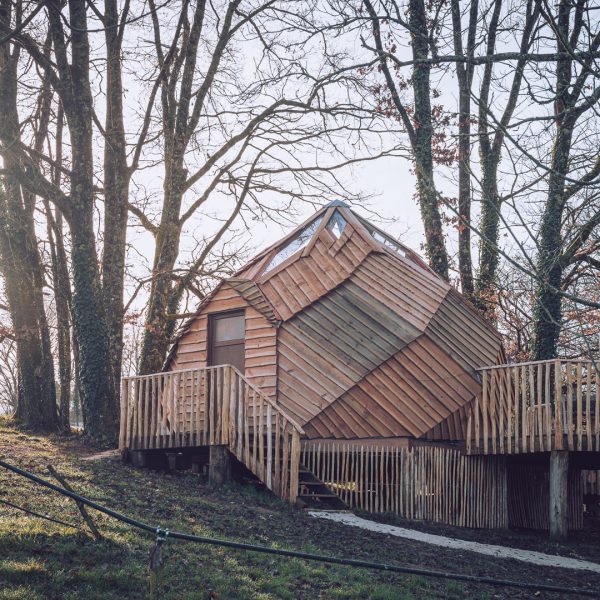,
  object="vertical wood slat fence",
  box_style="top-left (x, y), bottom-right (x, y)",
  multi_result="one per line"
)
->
top-left (301, 442), bottom-right (508, 528)
top-left (467, 360), bottom-right (599, 455)
top-left (119, 366), bottom-right (303, 503)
